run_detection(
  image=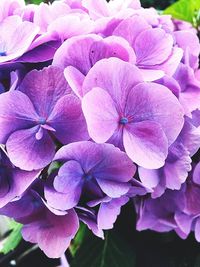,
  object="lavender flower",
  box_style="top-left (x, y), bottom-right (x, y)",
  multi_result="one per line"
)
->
top-left (0, 146), bottom-right (39, 207)
top-left (0, 187), bottom-right (79, 258)
top-left (0, 66), bottom-right (88, 170)
top-left (81, 58), bottom-right (184, 168)
top-left (44, 141), bottom-right (135, 210)
top-left (0, 15), bottom-right (39, 63)
top-left (0, 0), bottom-right (199, 259)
